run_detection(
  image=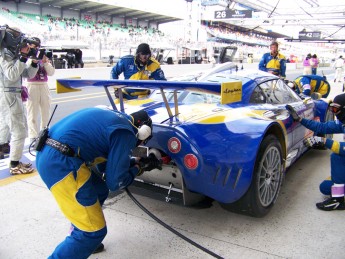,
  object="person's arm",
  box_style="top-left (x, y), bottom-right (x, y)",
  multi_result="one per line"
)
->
top-left (110, 59), bottom-right (123, 79)
top-left (105, 129), bottom-right (140, 191)
top-left (258, 54), bottom-right (267, 72)
top-left (22, 62), bottom-right (39, 79)
top-left (151, 67), bottom-right (167, 80)
top-left (280, 57), bottom-right (286, 78)
top-left (300, 118), bottom-right (344, 135)
top-left (286, 105), bottom-right (344, 134)
top-left (0, 57), bottom-right (26, 81)
top-left (300, 77), bottom-right (311, 96)
top-left (43, 56), bottom-right (55, 76)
